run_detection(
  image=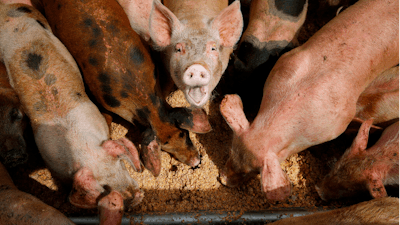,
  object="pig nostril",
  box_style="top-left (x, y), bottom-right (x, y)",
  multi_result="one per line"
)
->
top-left (190, 73), bottom-right (193, 78)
